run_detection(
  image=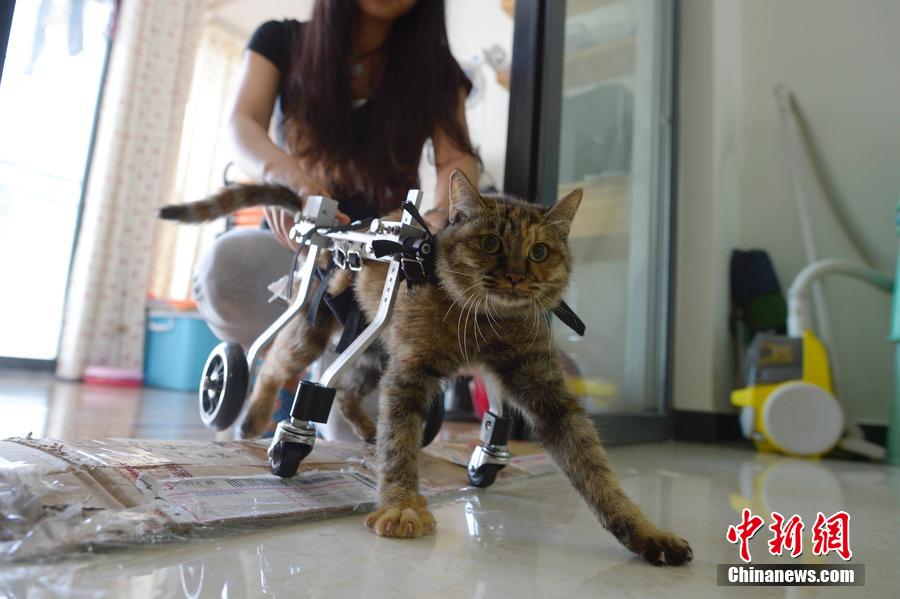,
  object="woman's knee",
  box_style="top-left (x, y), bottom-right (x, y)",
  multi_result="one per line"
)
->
top-left (193, 228), bottom-right (294, 347)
